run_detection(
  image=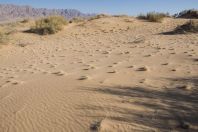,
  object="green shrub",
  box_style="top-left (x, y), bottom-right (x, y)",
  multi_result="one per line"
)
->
top-left (30, 16), bottom-right (68, 35)
top-left (138, 12), bottom-right (167, 22)
top-left (175, 20), bottom-right (198, 33)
